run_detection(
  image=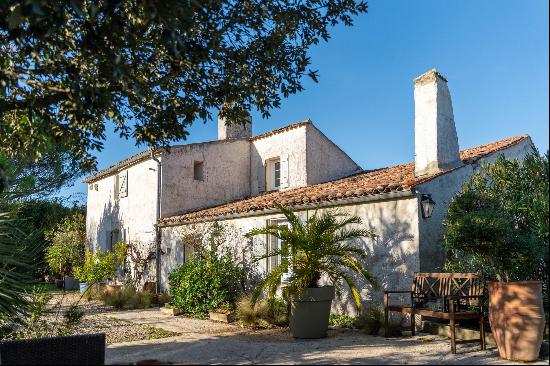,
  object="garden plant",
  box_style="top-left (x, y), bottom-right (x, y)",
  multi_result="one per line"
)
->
top-left (444, 150), bottom-right (549, 361)
top-left (246, 205), bottom-right (378, 338)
